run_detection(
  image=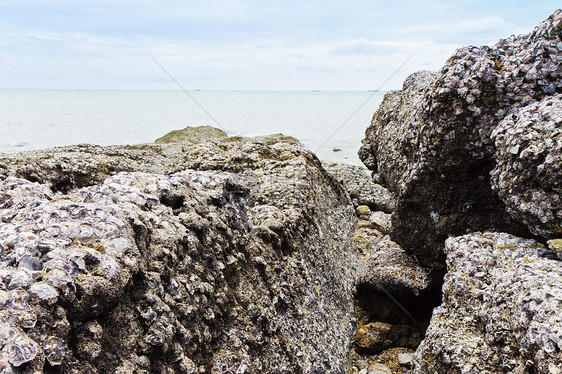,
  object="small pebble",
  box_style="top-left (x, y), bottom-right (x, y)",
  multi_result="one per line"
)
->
top-left (398, 352), bottom-right (414, 366)
top-left (356, 205), bottom-right (371, 217)
top-left (369, 211), bottom-right (392, 234)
